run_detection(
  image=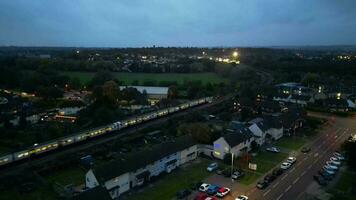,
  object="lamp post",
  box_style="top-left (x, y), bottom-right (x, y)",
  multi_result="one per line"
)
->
top-left (231, 152), bottom-right (234, 182)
